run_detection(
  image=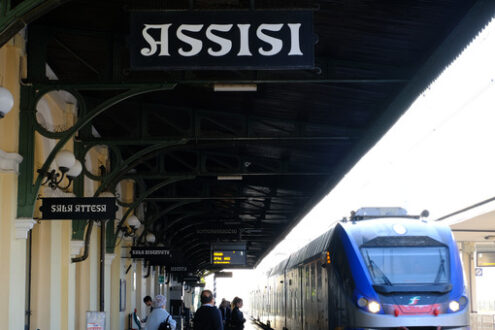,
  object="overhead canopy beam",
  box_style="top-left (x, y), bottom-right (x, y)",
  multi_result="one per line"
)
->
top-left (144, 196), bottom-right (310, 201)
